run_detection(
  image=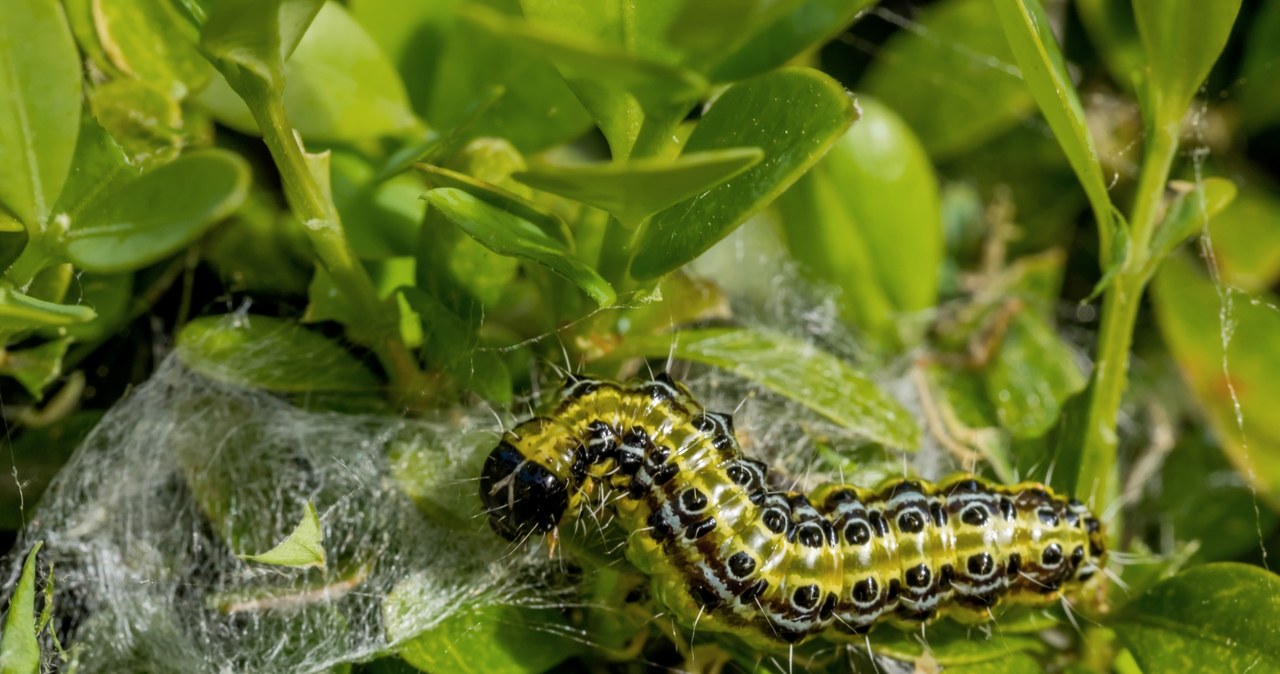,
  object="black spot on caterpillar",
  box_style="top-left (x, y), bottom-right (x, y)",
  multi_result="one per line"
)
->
top-left (479, 376), bottom-right (1106, 648)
